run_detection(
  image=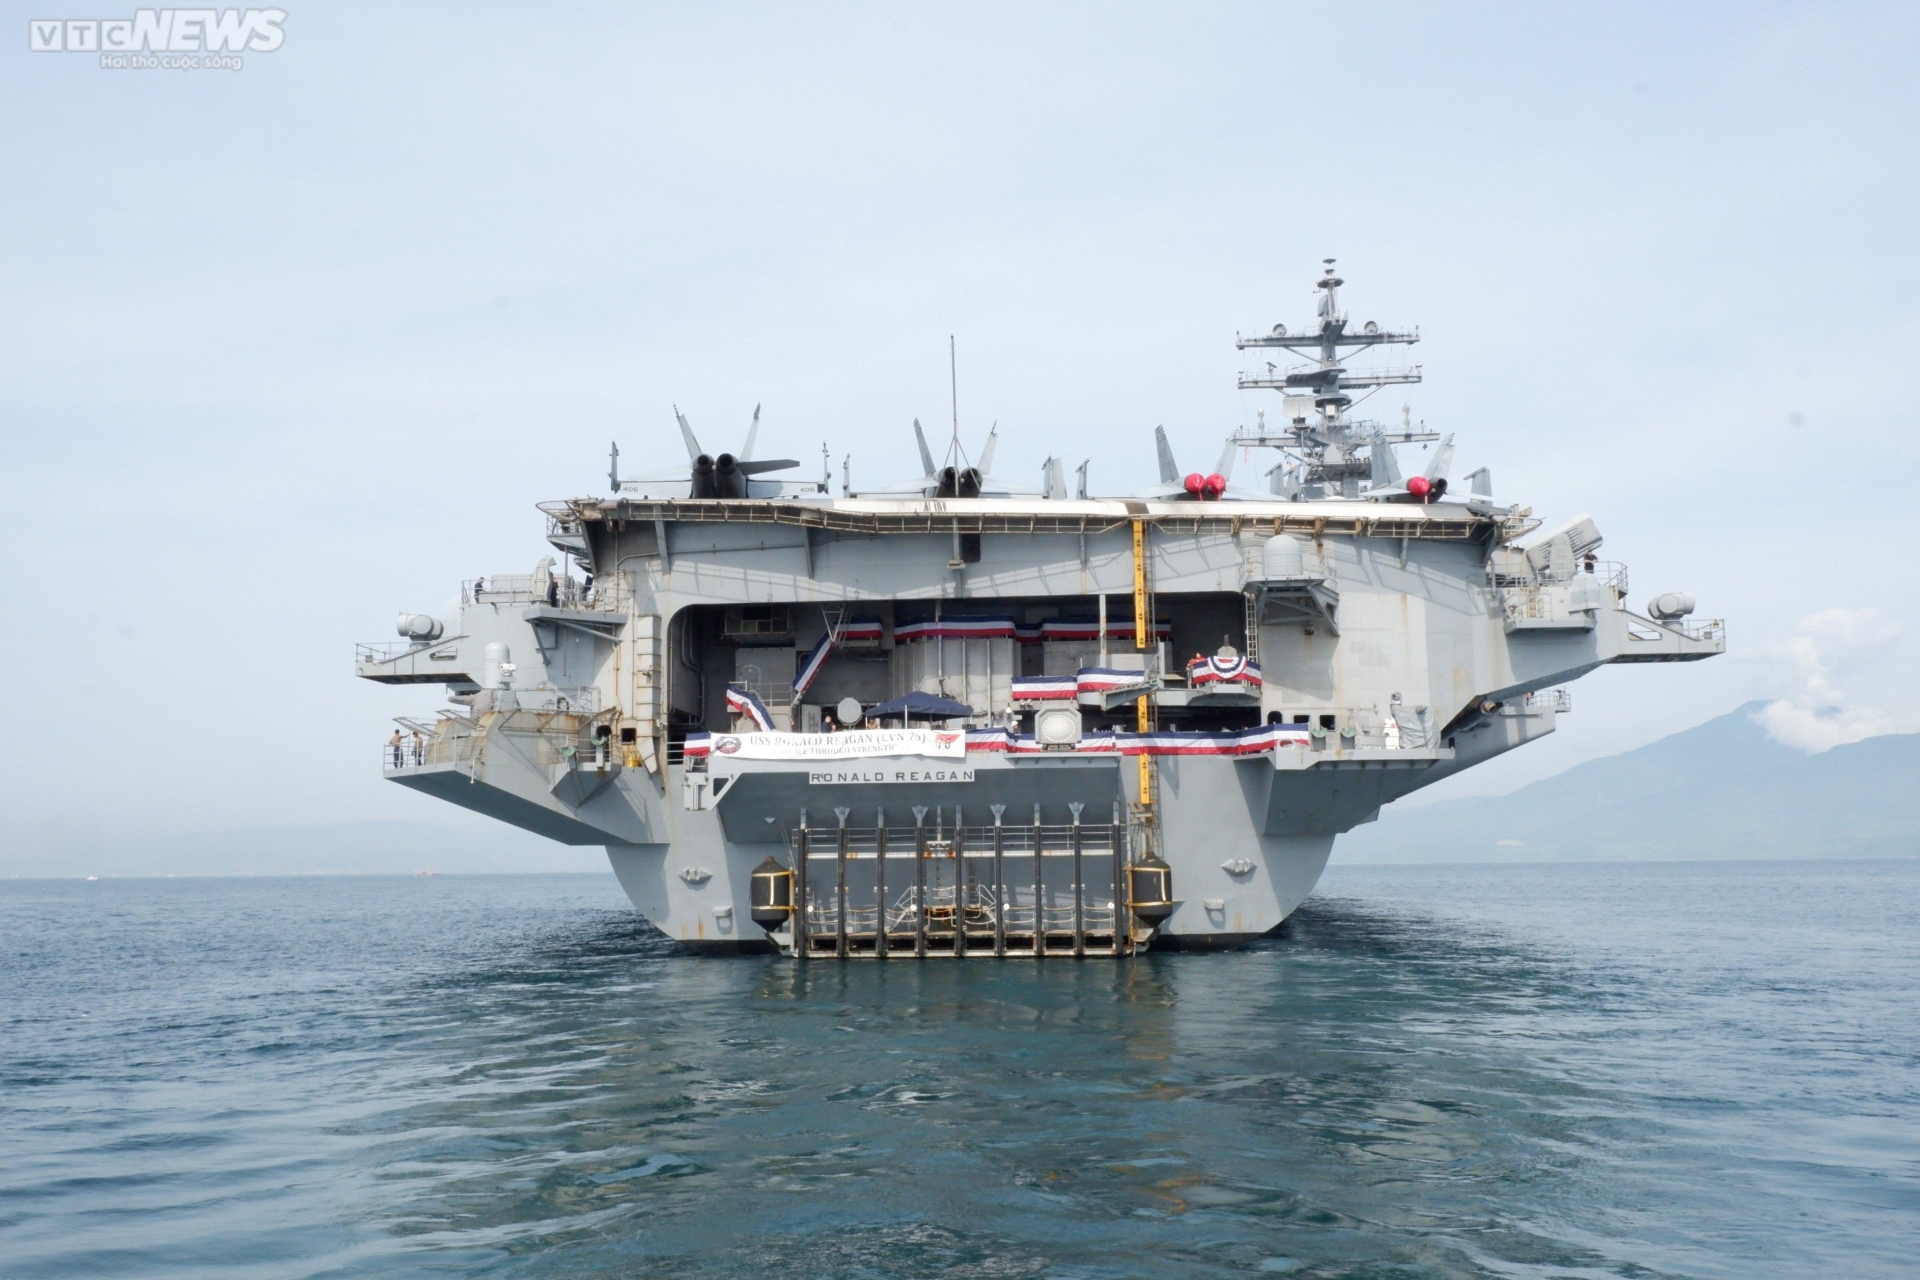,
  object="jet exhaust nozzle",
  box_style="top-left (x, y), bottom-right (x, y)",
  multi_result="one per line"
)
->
top-left (691, 454), bottom-right (717, 498)
top-left (714, 453), bottom-right (745, 498)
top-left (935, 466), bottom-right (984, 499)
